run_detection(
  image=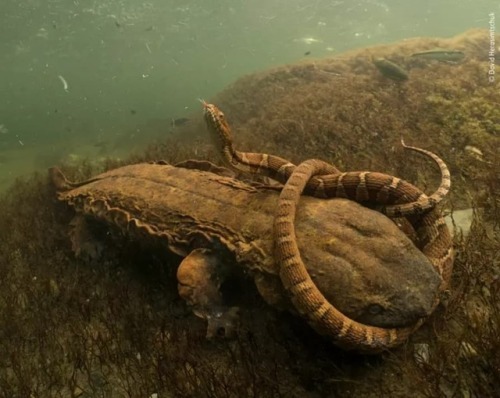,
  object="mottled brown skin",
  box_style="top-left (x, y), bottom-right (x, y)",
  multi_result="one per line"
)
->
top-left (50, 162), bottom-right (441, 338)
